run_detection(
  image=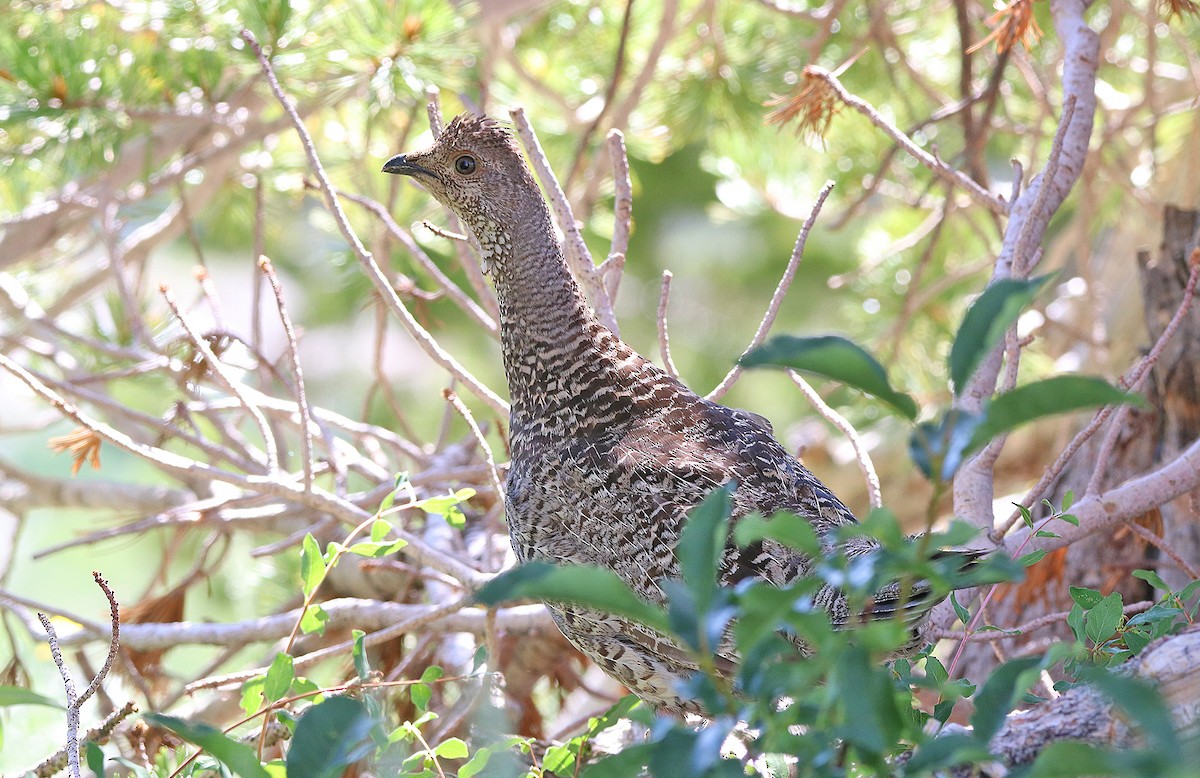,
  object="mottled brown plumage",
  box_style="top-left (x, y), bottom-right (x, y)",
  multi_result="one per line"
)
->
top-left (384, 114), bottom-right (953, 713)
